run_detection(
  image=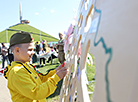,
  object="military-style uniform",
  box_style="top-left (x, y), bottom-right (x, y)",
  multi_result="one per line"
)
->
top-left (5, 31), bottom-right (61, 102)
top-left (57, 39), bottom-right (65, 64)
top-left (4, 61), bottom-right (60, 102)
